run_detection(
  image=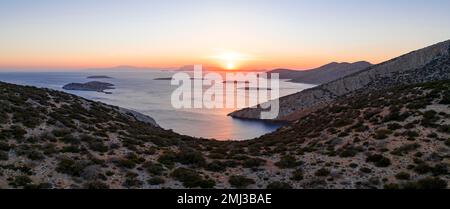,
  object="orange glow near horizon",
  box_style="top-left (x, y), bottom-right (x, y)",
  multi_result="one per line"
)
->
top-left (208, 51), bottom-right (255, 70)
top-left (0, 42), bottom-right (416, 71)
top-left (0, 46), bottom-right (419, 71)
top-left (0, 56), bottom-right (374, 71)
